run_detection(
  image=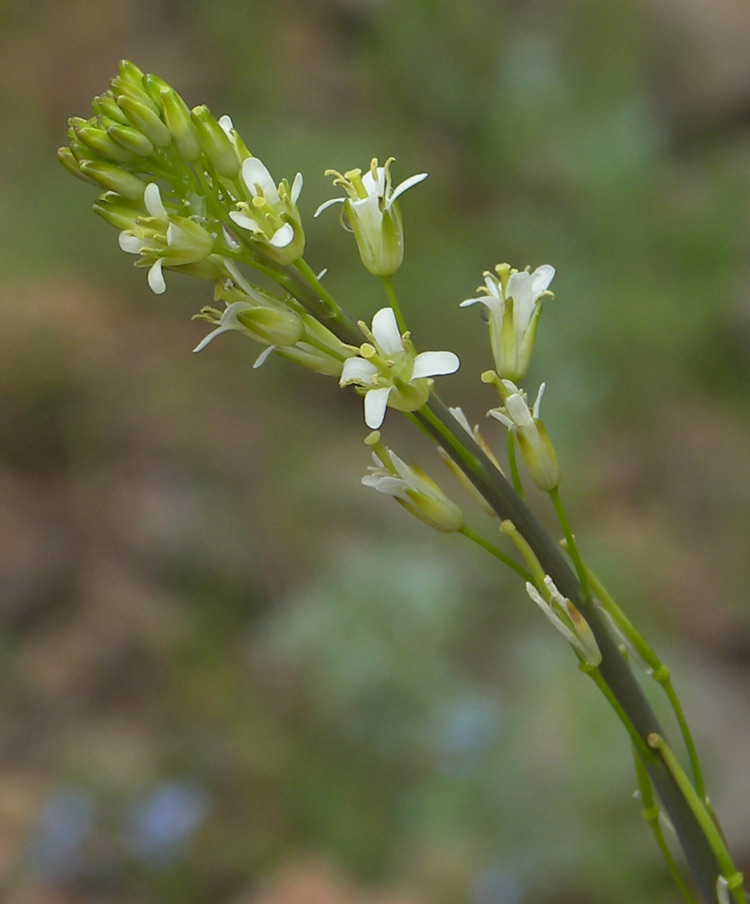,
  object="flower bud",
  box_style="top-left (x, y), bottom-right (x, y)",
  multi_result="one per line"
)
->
top-left (116, 94), bottom-right (172, 149)
top-left (107, 123), bottom-right (155, 157)
top-left (160, 87), bottom-right (202, 161)
top-left (73, 123), bottom-right (134, 164)
top-left (57, 146), bottom-right (100, 184)
top-left (77, 160), bottom-right (146, 201)
top-left (191, 105), bottom-right (240, 178)
top-left (235, 306), bottom-right (305, 347)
